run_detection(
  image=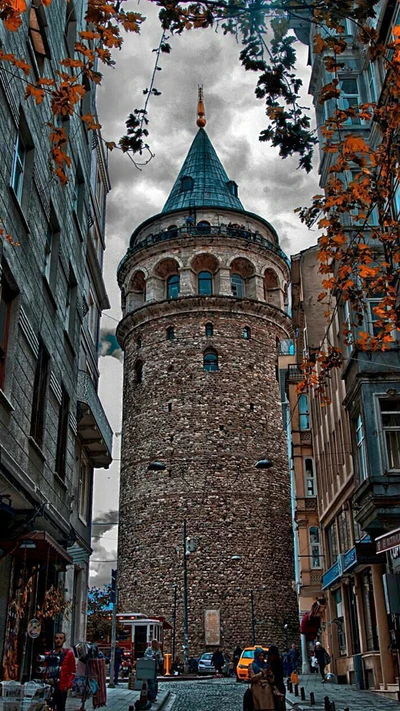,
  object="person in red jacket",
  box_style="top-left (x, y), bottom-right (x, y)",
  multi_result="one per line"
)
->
top-left (50, 632), bottom-right (76, 711)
